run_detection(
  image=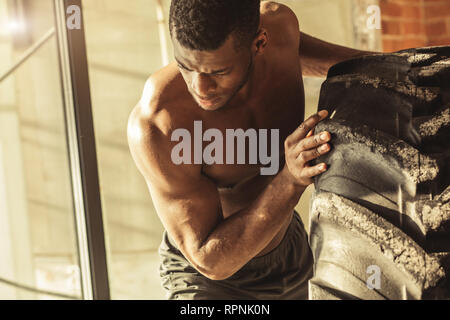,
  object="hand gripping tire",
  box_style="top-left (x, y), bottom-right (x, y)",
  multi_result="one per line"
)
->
top-left (308, 46), bottom-right (450, 300)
